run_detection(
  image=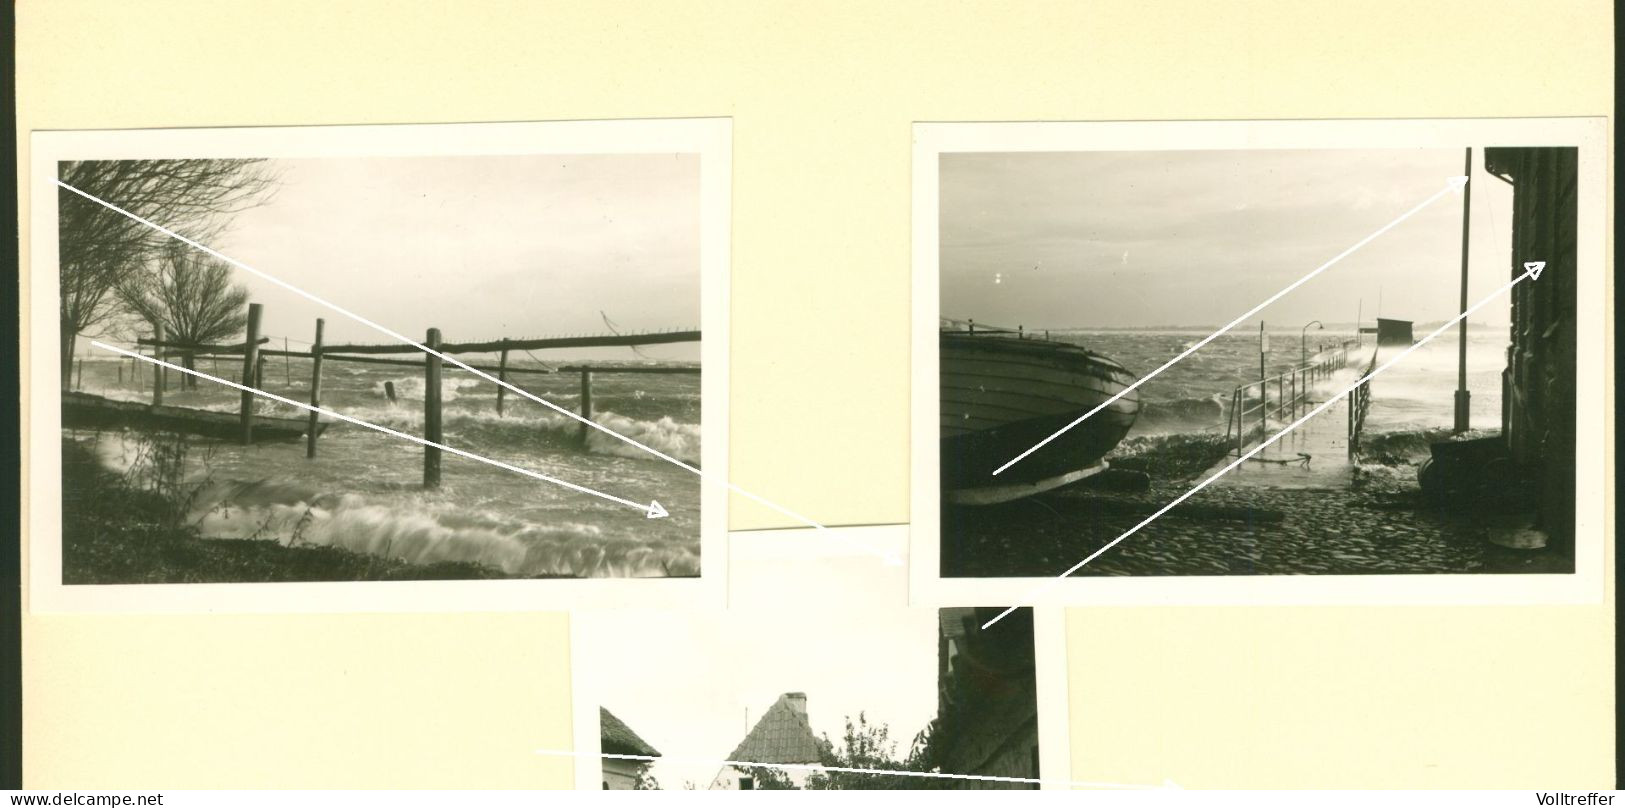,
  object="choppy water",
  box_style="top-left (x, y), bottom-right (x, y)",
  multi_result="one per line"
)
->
top-left (66, 352), bottom-right (701, 578)
top-left (1044, 328), bottom-right (1511, 437)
